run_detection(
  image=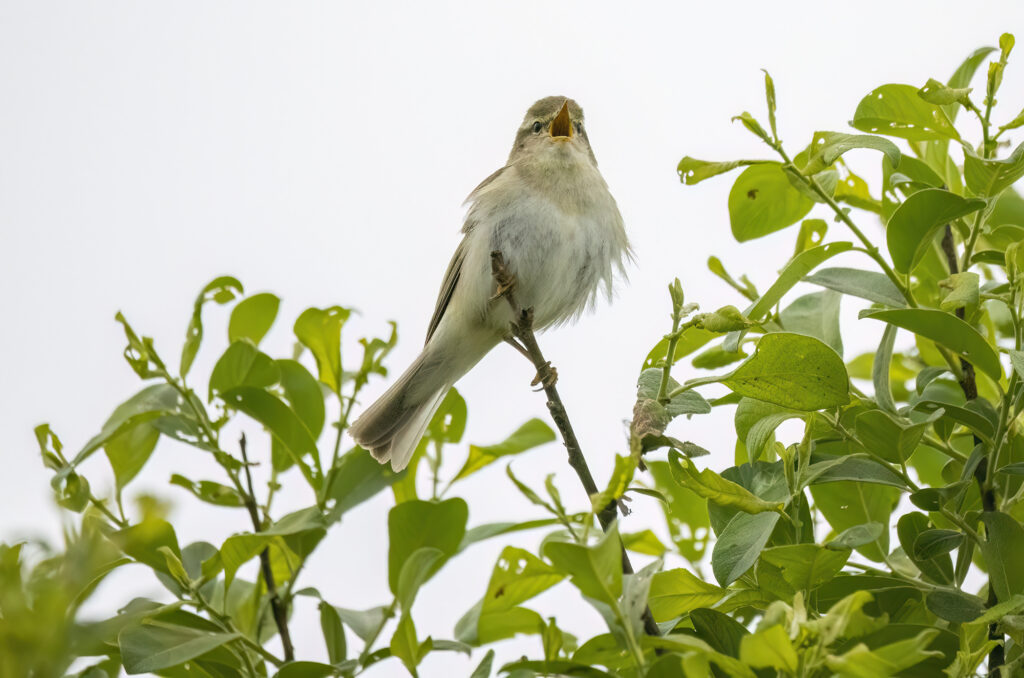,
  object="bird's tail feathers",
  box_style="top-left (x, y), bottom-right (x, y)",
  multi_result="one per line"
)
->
top-left (348, 351), bottom-right (451, 472)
